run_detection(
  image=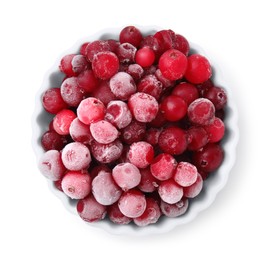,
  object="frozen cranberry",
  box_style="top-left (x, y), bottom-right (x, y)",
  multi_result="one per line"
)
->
top-left (80, 42), bottom-right (89, 55)
top-left (105, 39), bottom-right (120, 52)
top-left (112, 162), bottom-right (141, 191)
top-left (172, 82), bottom-right (199, 105)
top-left (61, 171), bottom-right (92, 199)
top-left (138, 167), bottom-right (159, 193)
top-left (160, 197), bottom-right (189, 217)
top-left (150, 153), bottom-right (177, 181)
top-left (42, 88), bottom-right (68, 114)
top-left (187, 126), bottom-right (209, 151)
top-left (85, 40), bottom-right (110, 62)
top-left (53, 109), bottom-right (76, 135)
top-left (119, 26), bottom-right (143, 48)
top-left (158, 179), bottom-right (184, 204)
top-left (61, 142), bottom-right (91, 171)
top-left (121, 120), bottom-right (146, 144)
top-left (134, 197), bottom-right (161, 226)
top-left (71, 55), bottom-right (89, 75)
top-left (126, 64), bottom-right (144, 81)
top-left (108, 203), bottom-right (132, 225)
top-left (197, 79), bottom-right (214, 96)
top-left (204, 86), bottom-right (227, 110)
top-left (77, 195), bottom-right (107, 222)
top-left (77, 69), bottom-right (99, 93)
top-left (160, 95), bottom-right (188, 121)
top-left (154, 29), bottom-right (175, 53)
top-left (92, 170), bottom-right (122, 205)
top-left (41, 130), bottom-right (68, 151)
top-left (143, 65), bottom-right (157, 76)
top-left (183, 173), bottom-right (203, 198)
top-left (174, 162), bottom-right (198, 187)
top-left (154, 69), bottom-right (175, 89)
top-left (135, 47), bottom-right (155, 68)
top-left (90, 139), bottom-right (123, 164)
top-left (185, 54), bottom-right (212, 84)
top-left (140, 35), bottom-right (161, 59)
top-left (59, 54), bottom-right (76, 76)
top-left (91, 80), bottom-right (117, 106)
top-left (187, 98), bottom-right (215, 126)
top-left (128, 141), bottom-right (154, 168)
top-left (77, 97), bottom-right (105, 125)
top-left (193, 143), bottom-right (224, 172)
top-left (109, 72), bottom-right (136, 100)
top-left (144, 127), bottom-right (162, 146)
top-left (116, 43), bottom-right (136, 63)
top-left (137, 74), bottom-right (163, 100)
top-left (38, 150), bottom-right (65, 181)
top-left (159, 49), bottom-right (187, 81)
top-left (204, 117), bottom-right (225, 143)
top-left (69, 118), bottom-right (93, 144)
top-left (105, 100), bottom-right (132, 129)
top-left (174, 34), bottom-right (190, 56)
top-left (60, 77), bottom-right (85, 107)
top-left (90, 120), bottom-right (119, 144)
top-left (128, 92), bottom-right (159, 123)
top-left (149, 110), bottom-right (167, 128)
top-left (158, 126), bottom-right (187, 155)
top-left (92, 51), bottom-right (119, 80)
top-left (118, 189), bottom-right (146, 218)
